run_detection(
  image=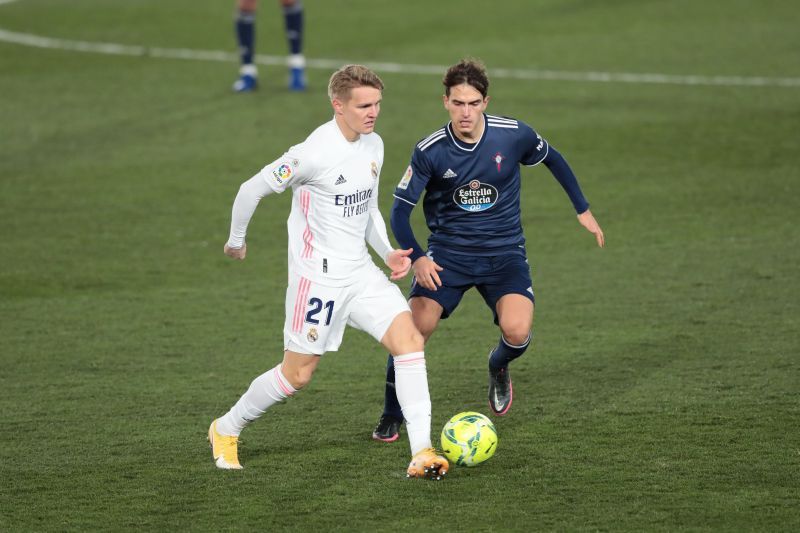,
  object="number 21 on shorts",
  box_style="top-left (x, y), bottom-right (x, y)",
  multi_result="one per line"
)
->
top-left (305, 298), bottom-right (335, 326)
